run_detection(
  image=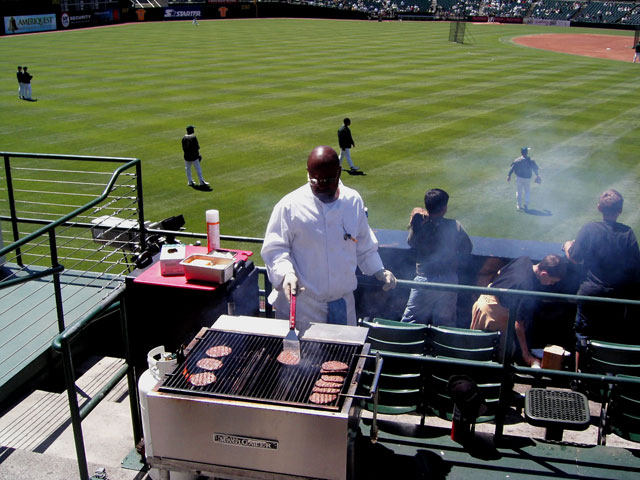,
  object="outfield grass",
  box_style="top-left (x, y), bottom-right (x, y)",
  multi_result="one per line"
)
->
top-left (2, 19), bottom-right (639, 257)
